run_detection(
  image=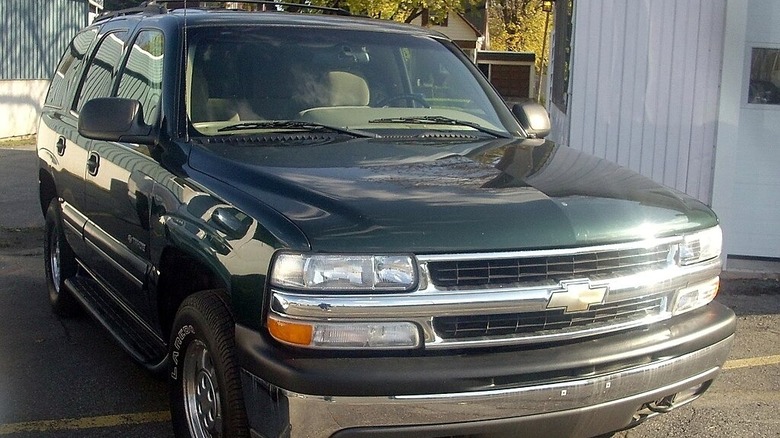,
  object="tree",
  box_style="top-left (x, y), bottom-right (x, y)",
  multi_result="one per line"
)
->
top-left (488, 1), bottom-right (549, 60)
top-left (314, 0), bottom-right (469, 23)
top-left (105, 1), bottom-right (472, 23)
top-left (487, 0), bottom-right (552, 96)
top-left (103, 0), bottom-right (142, 10)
